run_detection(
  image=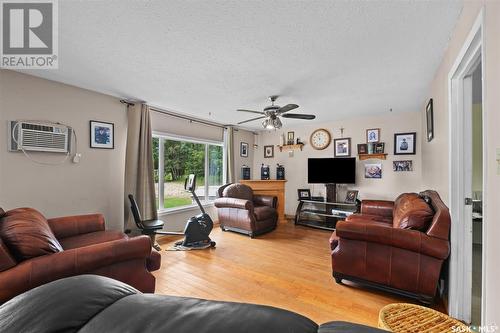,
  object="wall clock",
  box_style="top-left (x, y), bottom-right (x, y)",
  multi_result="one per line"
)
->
top-left (310, 128), bottom-right (331, 150)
